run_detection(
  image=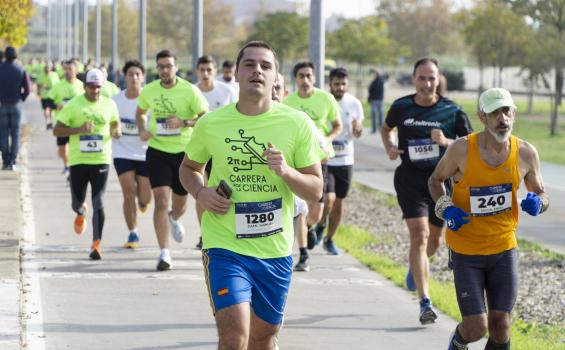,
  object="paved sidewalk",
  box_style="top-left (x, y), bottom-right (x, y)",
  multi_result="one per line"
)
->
top-left (3, 99), bottom-right (490, 349)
